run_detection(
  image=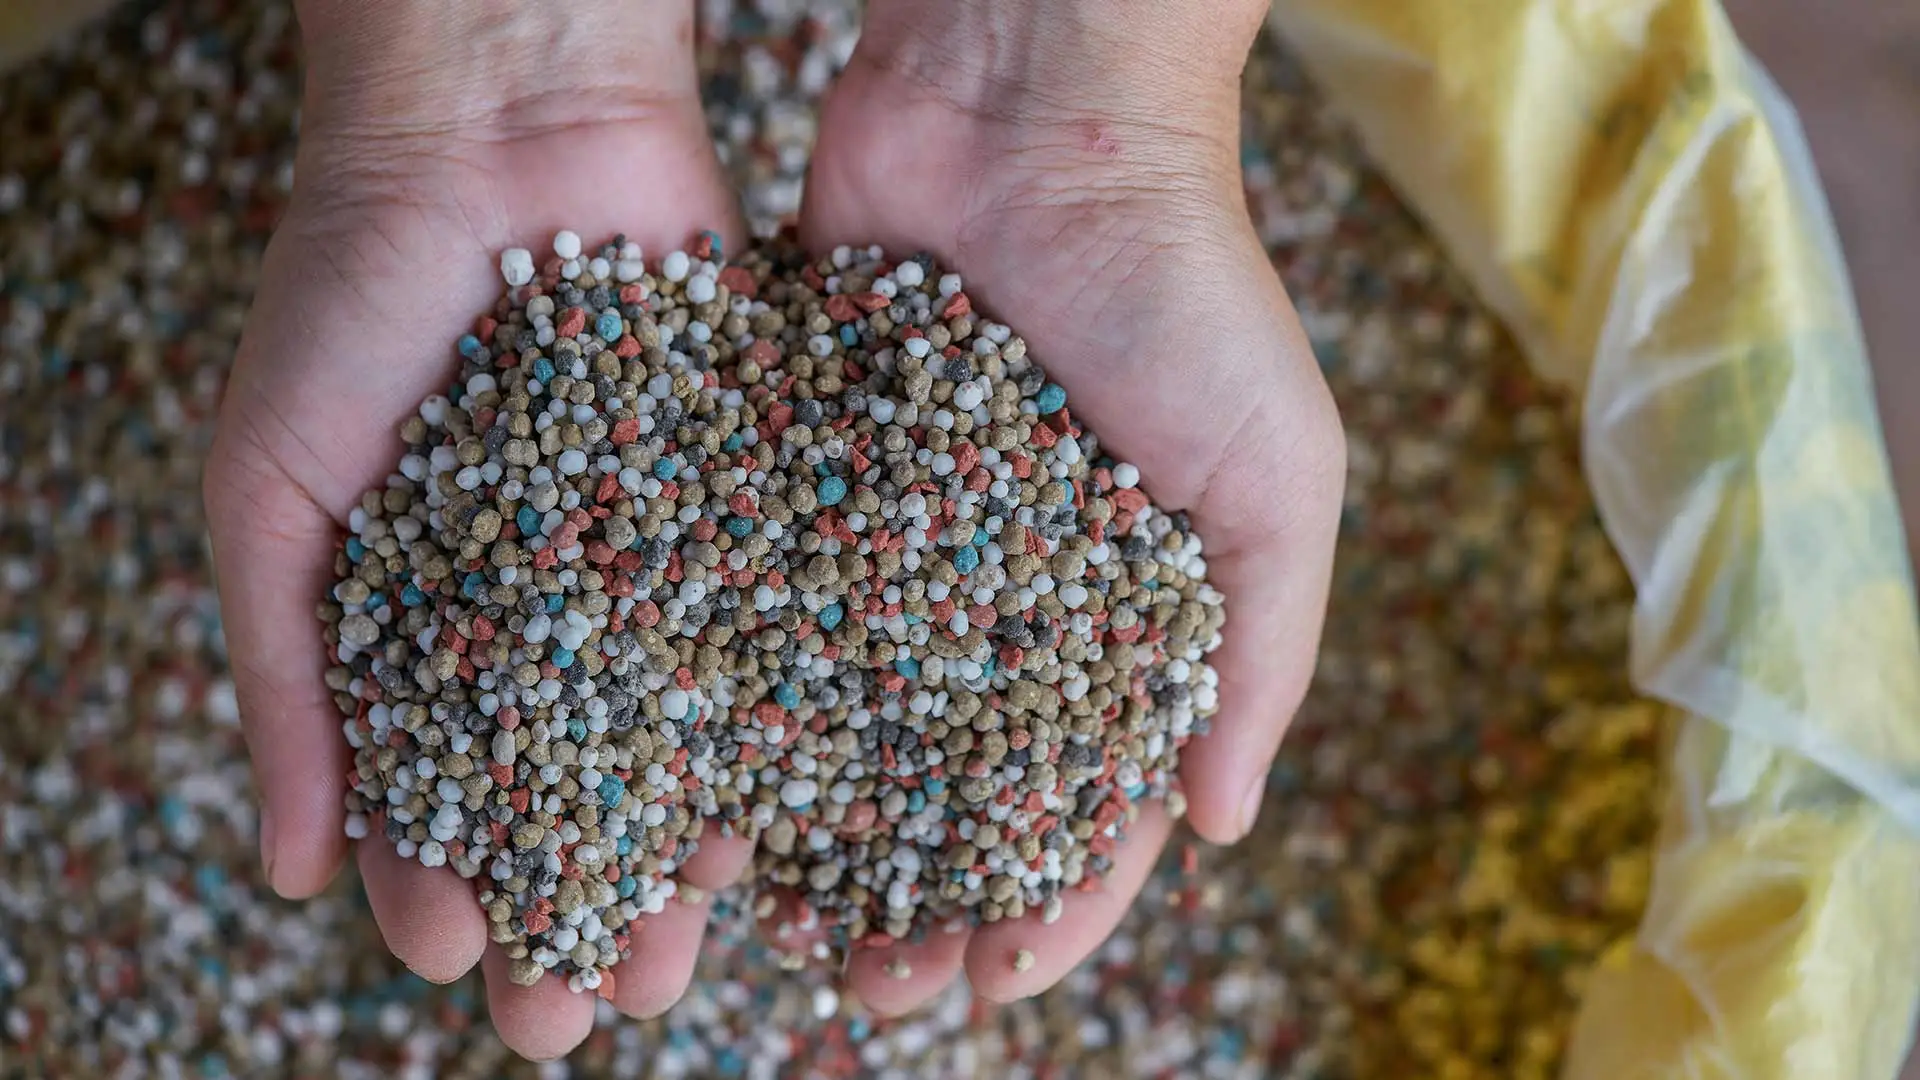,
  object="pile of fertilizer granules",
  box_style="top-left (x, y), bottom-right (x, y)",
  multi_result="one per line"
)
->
top-left (0, 1), bottom-right (1661, 1077)
top-left (331, 232), bottom-right (1220, 989)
